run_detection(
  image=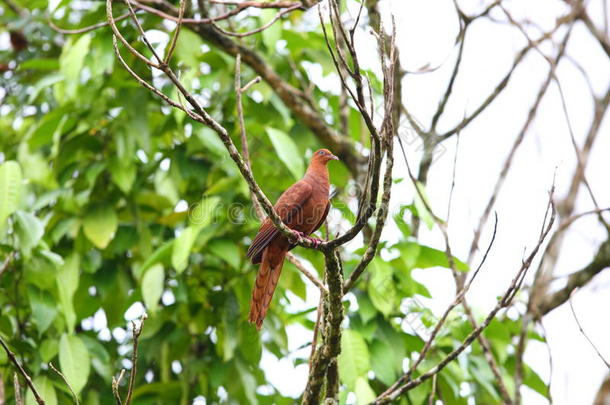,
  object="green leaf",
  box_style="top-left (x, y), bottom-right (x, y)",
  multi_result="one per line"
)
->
top-left (523, 363), bottom-right (549, 398)
top-left (357, 294), bottom-right (377, 324)
top-left (26, 376), bottom-right (57, 405)
top-left (172, 227), bottom-right (198, 274)
top-left (338, 330), bottom-right (370, 390)
top-left (208, 239), bottom-right (240, 269)
top-left (0, 160), bottom-right (22, 225)
top-left (81, 335), bottom-right (113, 382)
top-left (109, 157), bottom-right (136, 193)
top-left (189, 196), bottom-right (221, 229)
top-left (266, 127), bottom-right (304, 180)
top-left (236, 358), bottom-right (258, 405)
top-left (40, 339), bottom-right (59, 363)
top-left (368, 260), bottom-right (398, 316)
top-left (138, 240), bottom-right (173, 278)
top-left (14, 210), bottom-right (45, 257)
top-left (413, 181), bottom-right (434, 229)
top-left (370, 339), bottom-right (398, 386)
top-left (354, 377), bottom-right (376, 405)
top-left (60, 34), bottom-right (91, 99)
top-left (59, 334), bottom-right (91, 395)
top-left (172, 196), bottom-right (221, 273)
top-left (261, 9), bottom-right (282, 53)
top-left (28, 287), bottom-right (58, 335)
top-left (83, 205), bottom-right (118, 249)
top-left (415, 245), bottom-right (469, 271)
top-left (141, 264), bottom-right (164, 313)
top-left (56, 254), bottom-right (80, 332)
